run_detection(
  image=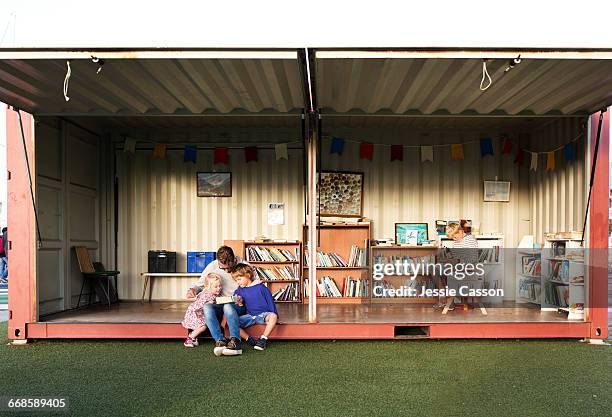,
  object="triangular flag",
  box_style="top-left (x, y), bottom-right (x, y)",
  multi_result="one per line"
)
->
top-left (213, 147), bottom-right (229, 165)
top-left (546, 151), bottom-right (555, 171)
top-left (564, 143), bottom-right (574, 162)
top-left (480, 138), bottom-right (494, 157)
top-left (245, 146), bottom-right (258, 163)
top-left (390, 145), bottom-right (403, 162)
top-left (421, 146), bottom-right (433, 162)
top-left (152, 143), bottom-right (166, 159)
top-left (184, 145), bottom-right (197, 163)
top-left (502, 138), bottom-right (513, 155)
top-left (530, 152), bottom-right (538, 171)
top-left (359, 142), bottom-right (374, 161)
top-left (450, 144), bottom-right (464, 160)
top-left (514, 148), bottom-right (525, 166)
top-left (330, 137), bottom-right (345, 155)
top-left (275, 143), bottom-right (288, 160)
top-left (124, 137), bottom-right (136, 154)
